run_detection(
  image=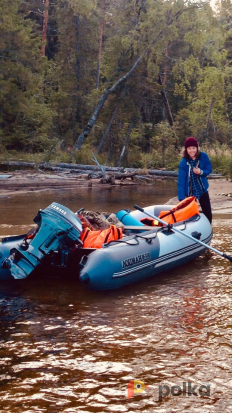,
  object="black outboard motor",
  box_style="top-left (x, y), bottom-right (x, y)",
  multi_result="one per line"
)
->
top-left (2, 202), bottom-right (83, 279)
